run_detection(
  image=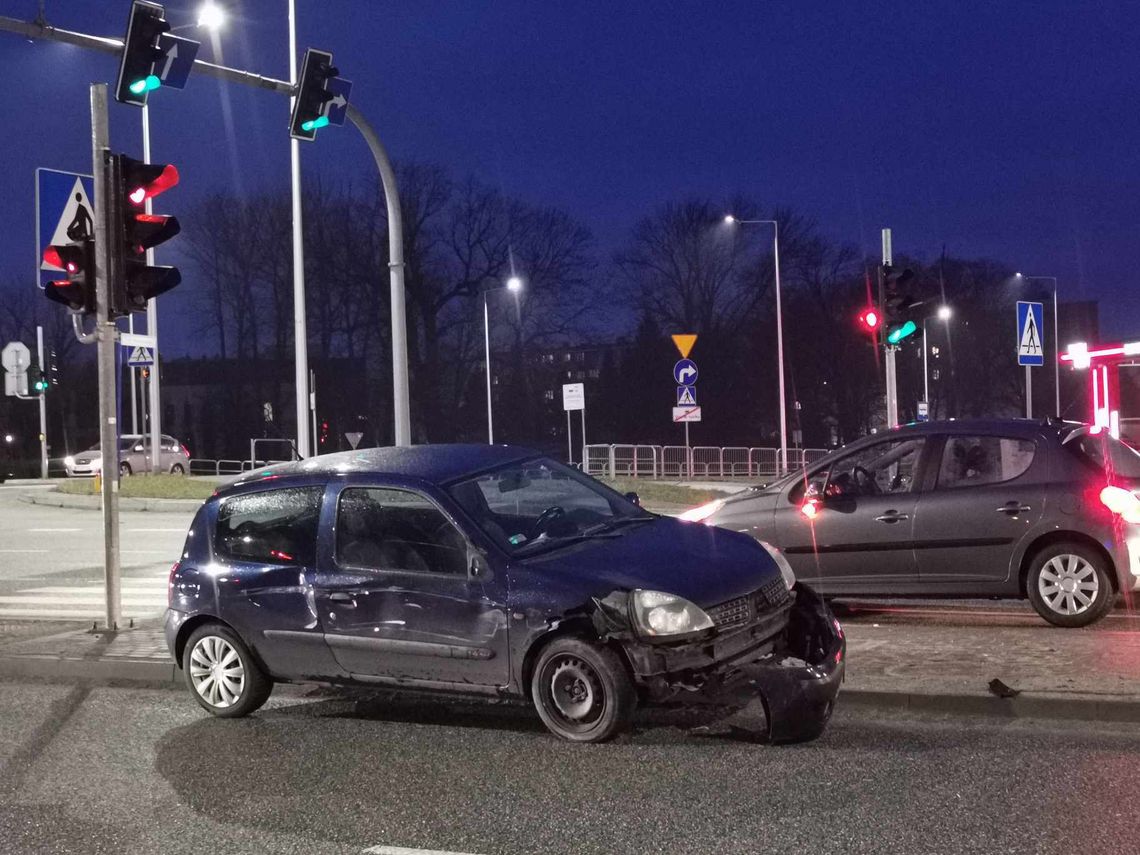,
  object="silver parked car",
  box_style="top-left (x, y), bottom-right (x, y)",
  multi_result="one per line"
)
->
top-left (64, 434), bottom-right (191, 477)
